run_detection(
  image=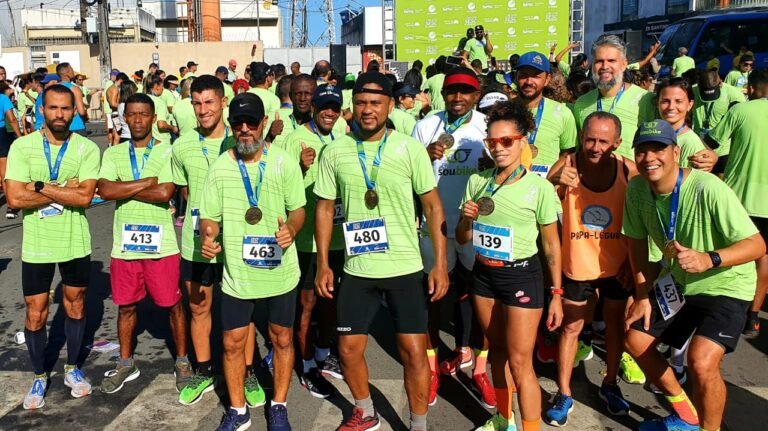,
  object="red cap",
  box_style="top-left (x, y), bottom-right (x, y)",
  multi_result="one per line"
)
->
top-left (443, 73), bottom-right (480, 91)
